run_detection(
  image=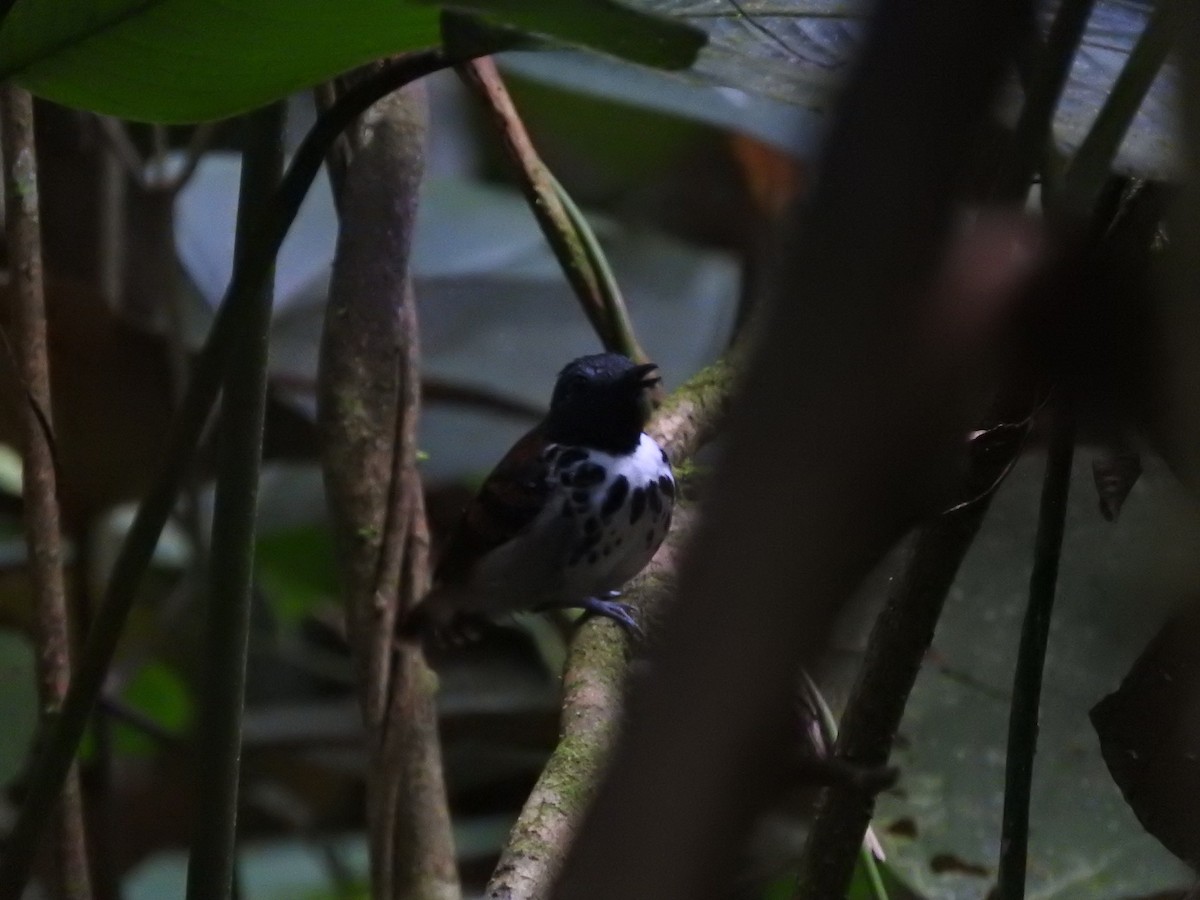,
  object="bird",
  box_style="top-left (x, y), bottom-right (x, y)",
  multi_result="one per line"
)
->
top-left (402, 352), bottom-right (675, 640)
